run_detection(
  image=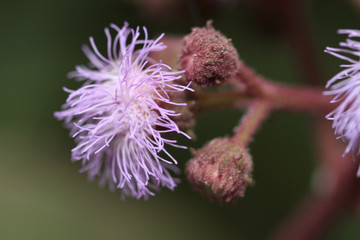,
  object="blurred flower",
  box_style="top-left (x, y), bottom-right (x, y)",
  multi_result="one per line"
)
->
top-left (55, 23), bottom-right (193, 199)
top-left (325, 29), bottom-right (360, 176)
